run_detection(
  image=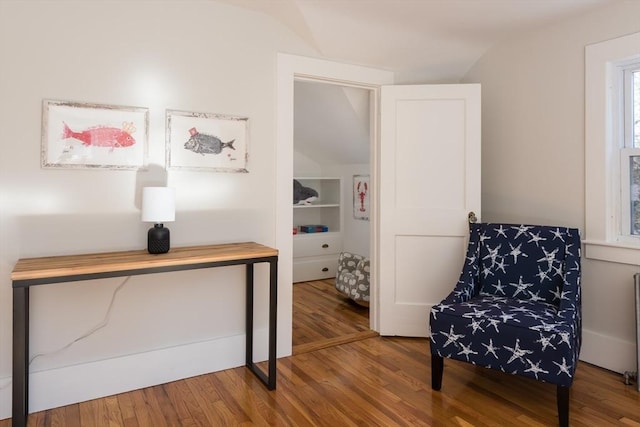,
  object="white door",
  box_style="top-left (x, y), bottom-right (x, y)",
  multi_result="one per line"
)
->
top-left (378, 84), bottom-right (481, 337)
